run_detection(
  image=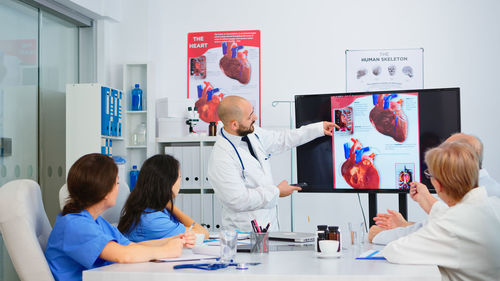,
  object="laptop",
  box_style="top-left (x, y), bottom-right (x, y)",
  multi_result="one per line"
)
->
top-left (268, 232), bottom-right (315, 243)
